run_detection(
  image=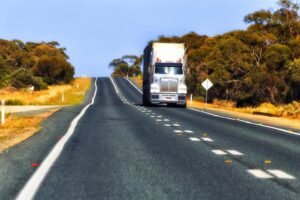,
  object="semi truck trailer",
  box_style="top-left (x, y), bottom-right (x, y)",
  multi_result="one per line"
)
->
top-left (143, 43), bottom-right (187, 107)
